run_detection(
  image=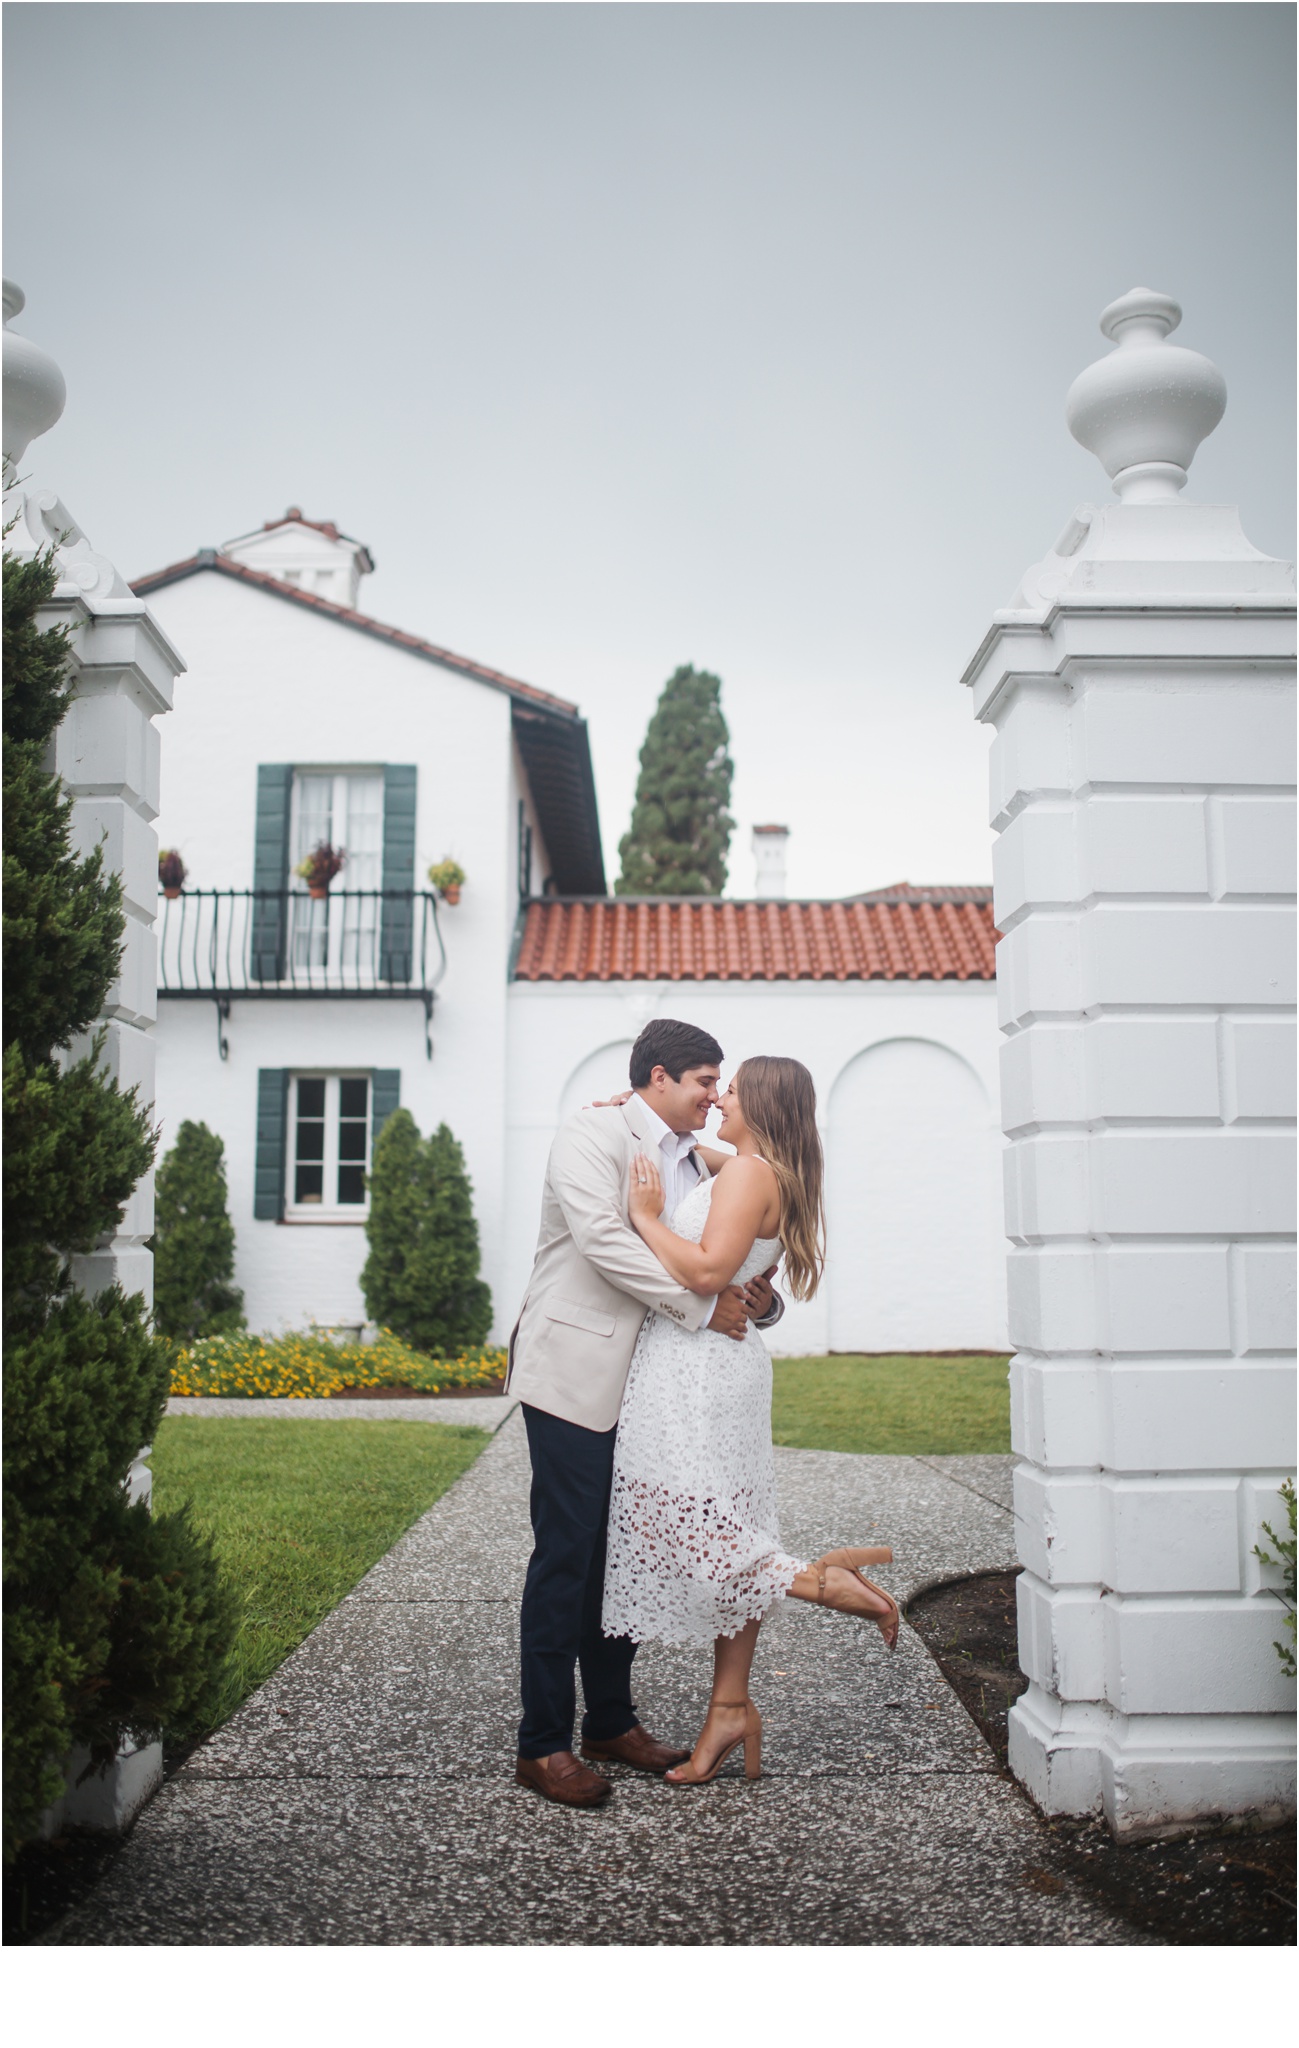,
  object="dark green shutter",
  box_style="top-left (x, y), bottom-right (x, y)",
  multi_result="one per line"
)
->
top-left (254, 1069), bottom-right (289, 1219)
top-left (379, 765), bottom-right (417, 983)
top-left (252, 765), bottom-right (292, 980)
top-left (371, 1070), bottom-right (401, 1146)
